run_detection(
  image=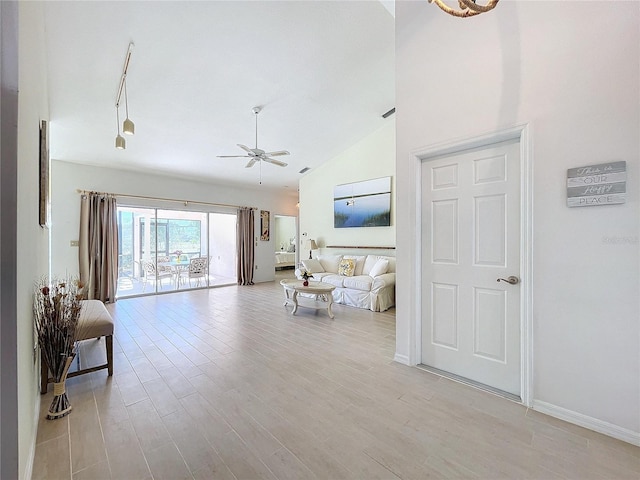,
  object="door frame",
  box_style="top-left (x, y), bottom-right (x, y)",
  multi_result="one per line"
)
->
top-left (412, 124), bottom-right (533, 406)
